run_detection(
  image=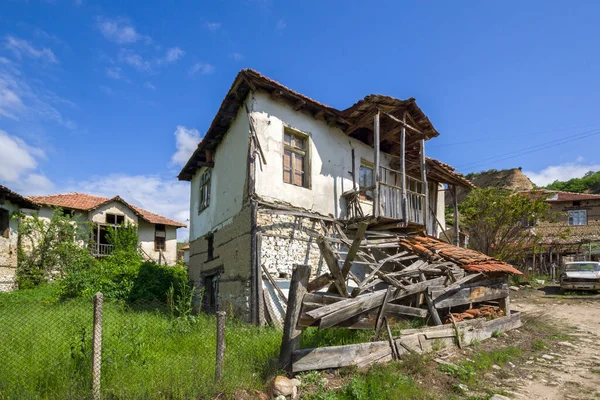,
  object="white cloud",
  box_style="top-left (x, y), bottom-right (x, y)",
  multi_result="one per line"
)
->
top-left (96, 16), bottom-right (149, 45)
top-left (171, 126), bottom-right (202, 167)
top-left (0, 130), bottom-right (52, 195)
top-left (189, 62), bottom-right (215, 75)
top-left (118, 48), bottom-right (151, 71)
top-left (70, 174), bottom-right (190, 240)
top-left (4, 35), bottom-right (58, 64)
top-left (524, 162), bottom-right (600, 186)
top-left (204, 22), bottom-right (221, 31)
top-left (276, 19), bottom-right (286, 30)
top-left (143, 82), bottom-right (156, 90)
top-left (105, 66), bottom-right (123, 79)
top-left (230, 52), bottom-right (244, 62)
